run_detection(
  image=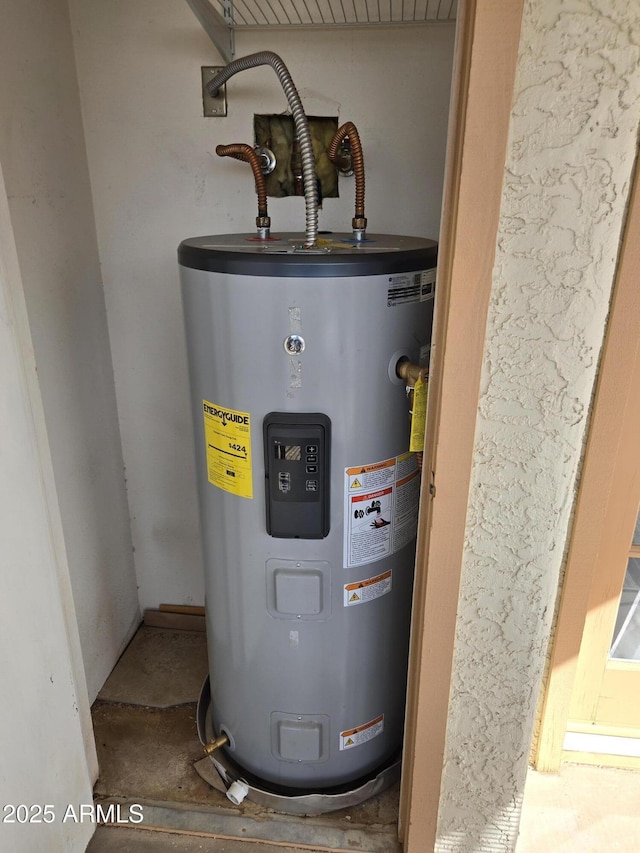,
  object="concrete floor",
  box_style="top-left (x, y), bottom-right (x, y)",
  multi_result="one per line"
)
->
top-left (516, 763), bottom-right (640, 852)
top-left (87, 626), bottom-right (640, 852)
top-left (88, 826), bottom-right (336, 852)
top-left (88, 626), bottom-right (401, 853)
